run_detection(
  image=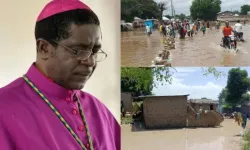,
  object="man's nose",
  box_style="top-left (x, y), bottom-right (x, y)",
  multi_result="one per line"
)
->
top-left (80, 57), bottom-right (95, 67)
